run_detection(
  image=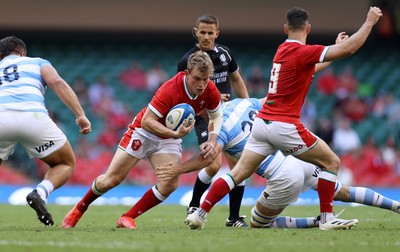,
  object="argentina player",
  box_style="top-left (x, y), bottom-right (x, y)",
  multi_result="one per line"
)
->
top-left (0, 36), bottom-right (91, 226)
